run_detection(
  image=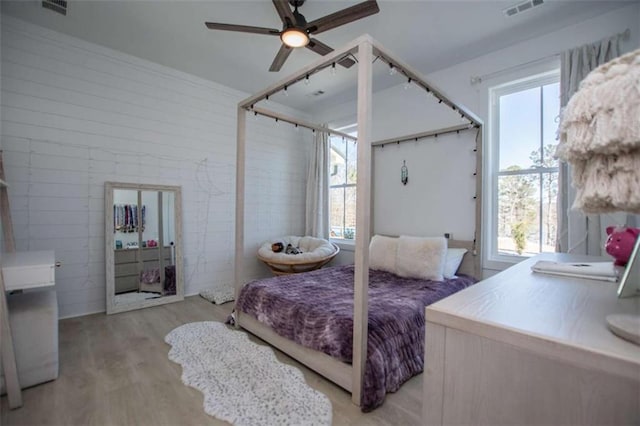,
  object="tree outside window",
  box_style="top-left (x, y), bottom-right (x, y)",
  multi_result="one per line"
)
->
top-left (494, 77), bottom-right (560, 257)
top-left (329, 132), bottom-right (357, 240)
